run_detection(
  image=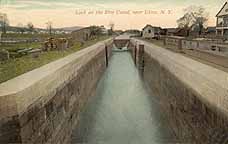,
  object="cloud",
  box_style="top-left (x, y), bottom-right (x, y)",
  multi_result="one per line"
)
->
top-left (1, 0), bottom-right (87, 10)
